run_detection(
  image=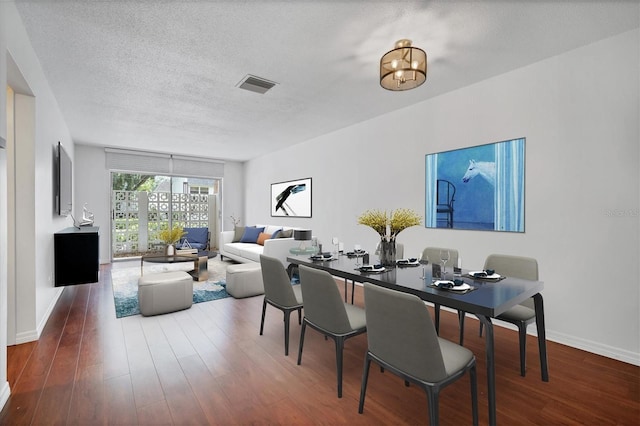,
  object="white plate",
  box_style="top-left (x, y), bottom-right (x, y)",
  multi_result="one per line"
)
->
top-left (433, 280), bottom-right (471, 291)
top-left (469, 271), bottom-right (501, 279)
